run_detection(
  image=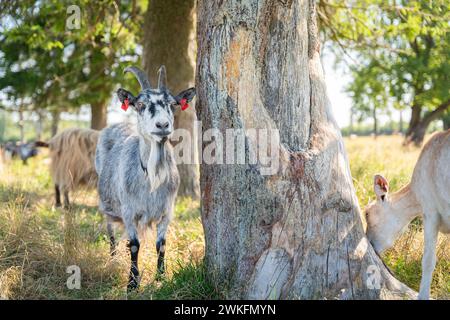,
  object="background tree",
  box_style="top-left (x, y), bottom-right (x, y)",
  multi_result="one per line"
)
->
top-left (0, 0), bottom-right (143, 133)
top-left (197, 0), bottom-right (414, 299)
top-left (442, 110), bottom-right (450, 130)
top-left (143, 0), bottom-right (200, 199)
top-left (319, 0), bottom-right (450, 145)
top-left (346, 60), bottom-right (391, 136)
